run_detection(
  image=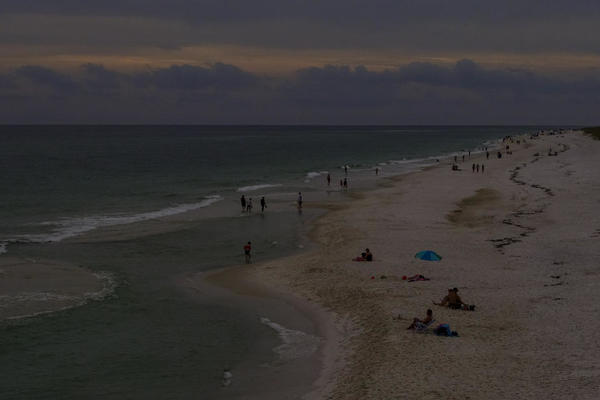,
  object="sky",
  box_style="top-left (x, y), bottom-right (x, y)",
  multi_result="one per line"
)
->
top-left (1, 1), bottom-right (599, 124)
